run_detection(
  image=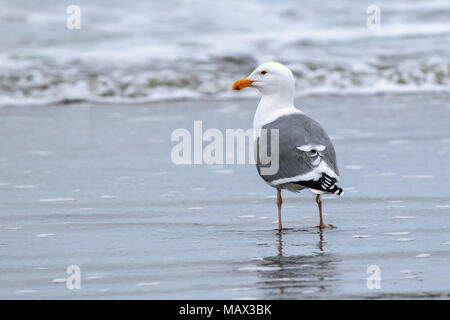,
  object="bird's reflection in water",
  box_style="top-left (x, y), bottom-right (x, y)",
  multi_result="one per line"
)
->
top-left (256, 229), bottom-right (339, 299)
